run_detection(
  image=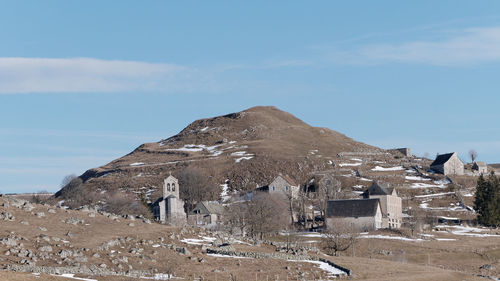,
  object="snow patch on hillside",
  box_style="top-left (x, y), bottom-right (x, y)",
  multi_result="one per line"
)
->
top-left (371, 166), bottom-right (404, 171)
